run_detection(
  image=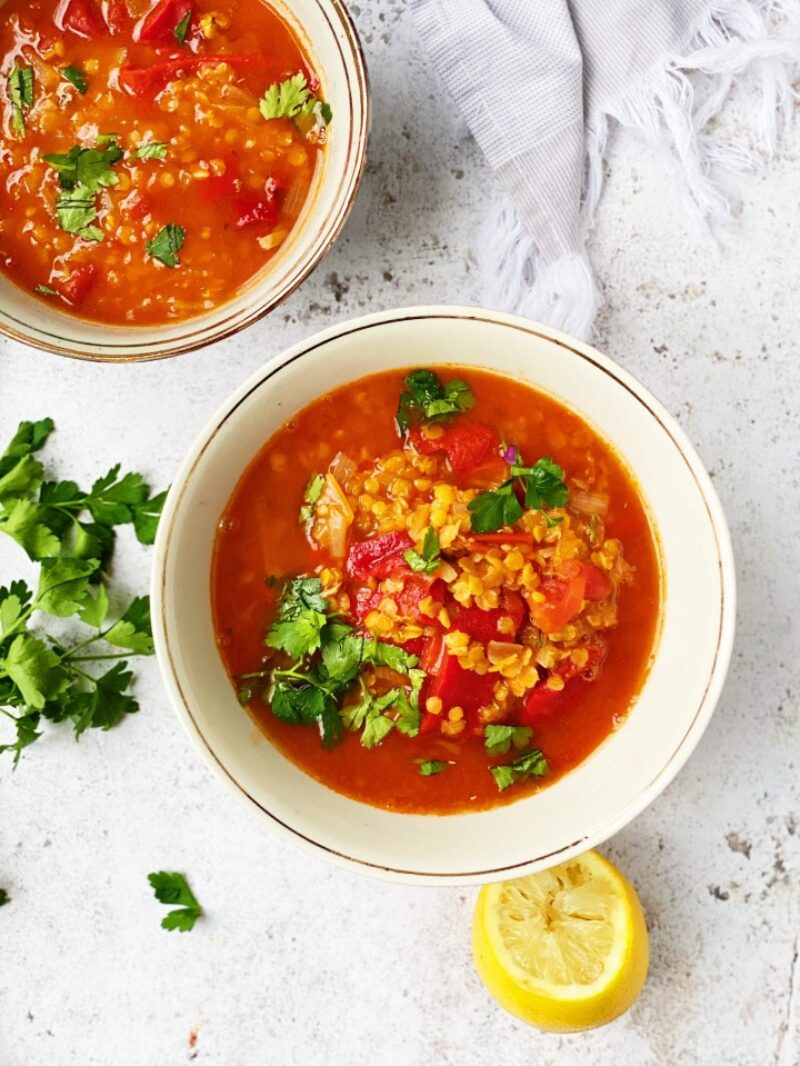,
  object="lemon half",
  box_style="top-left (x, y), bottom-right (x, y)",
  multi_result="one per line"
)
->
top-left (473, 850), bottom-right (648, 1032)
